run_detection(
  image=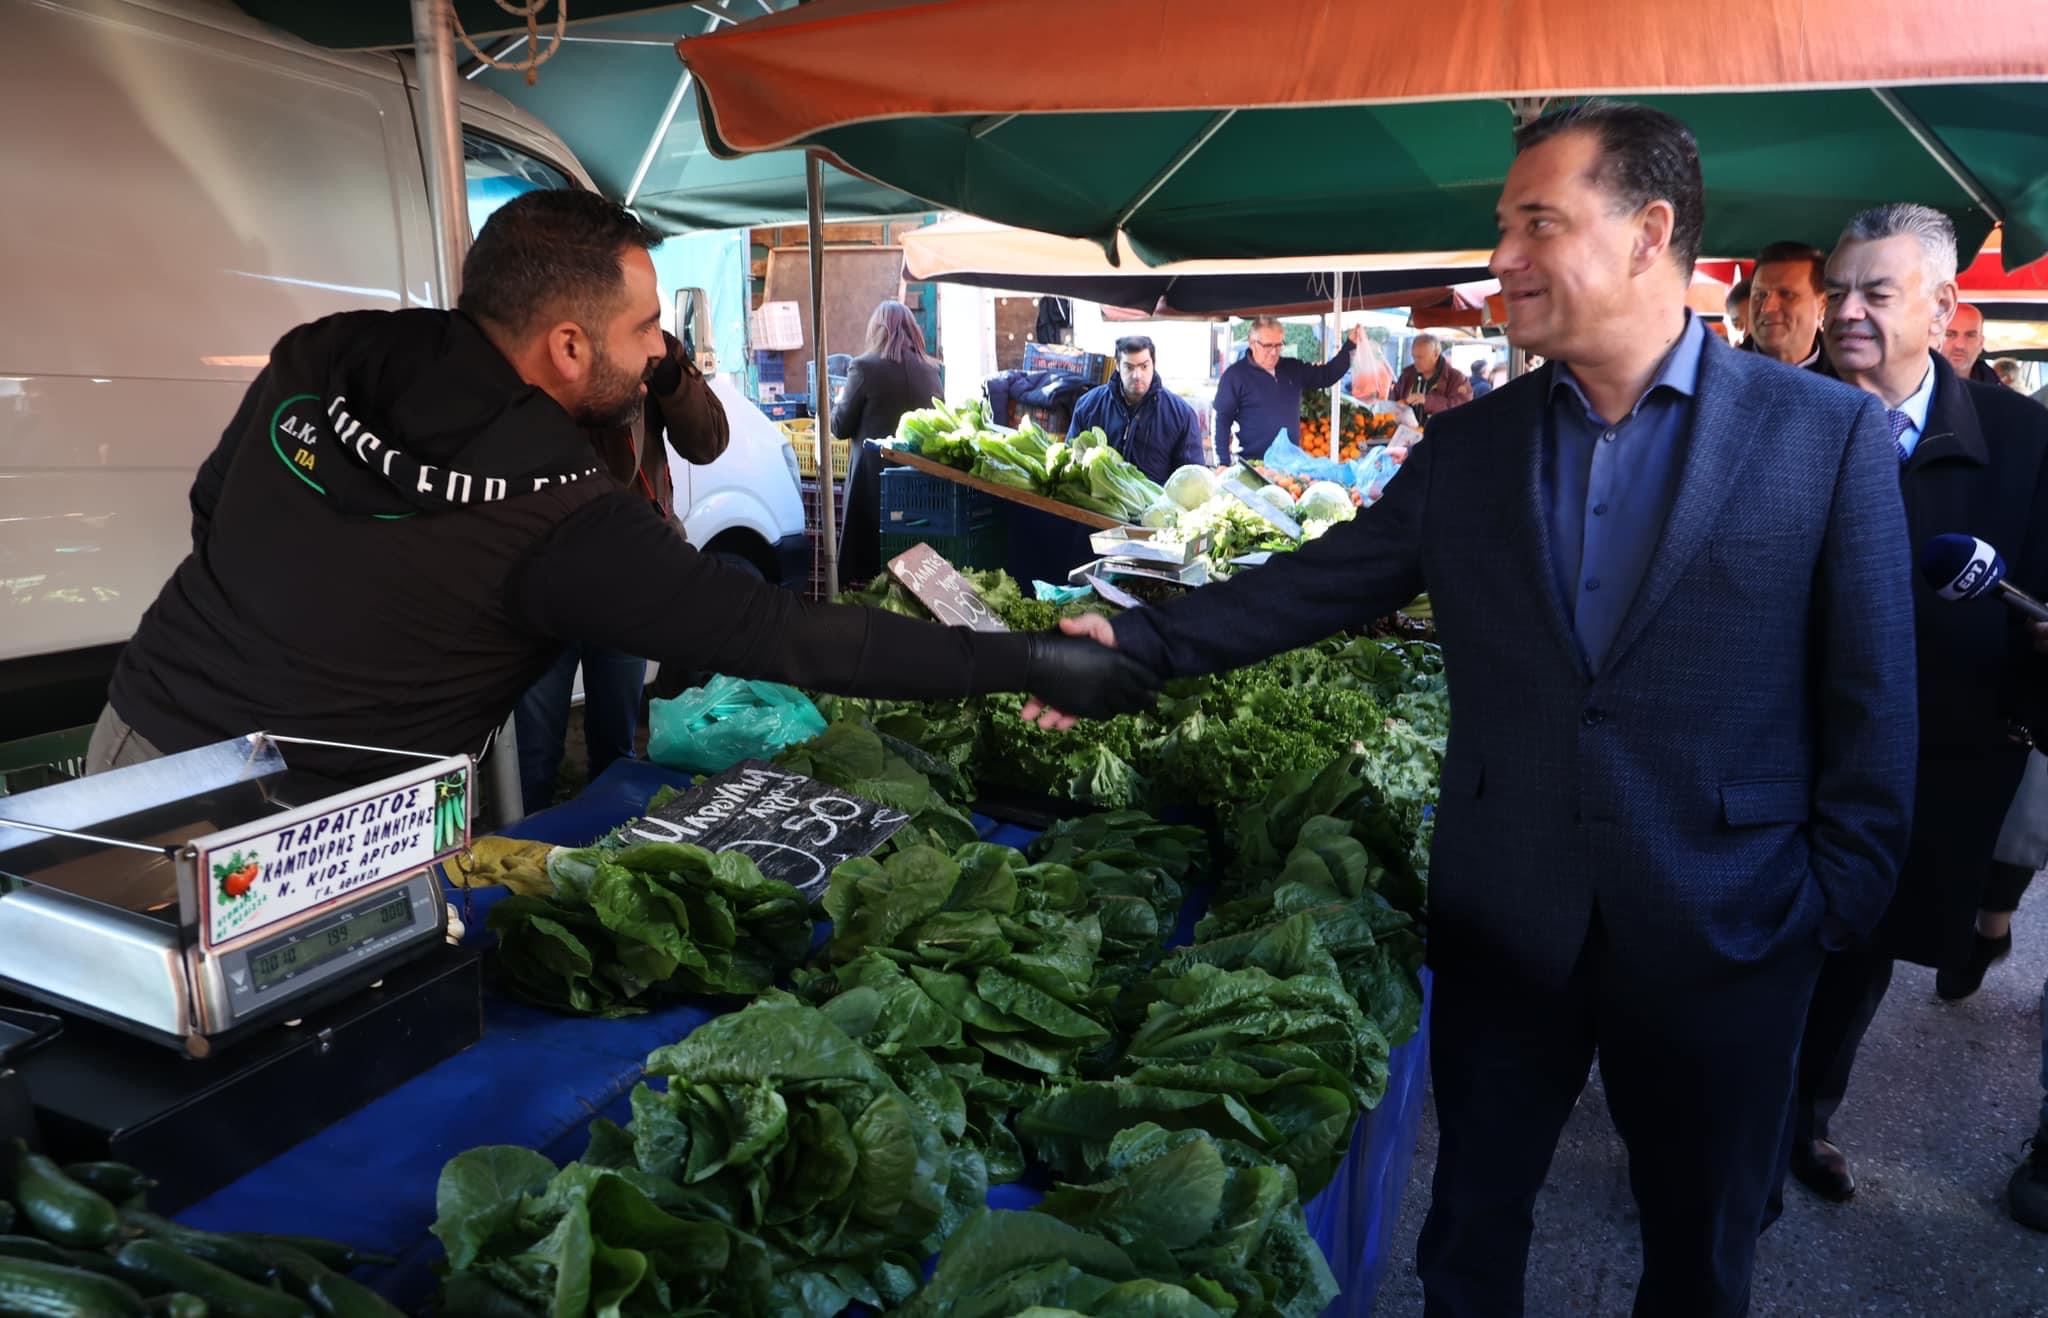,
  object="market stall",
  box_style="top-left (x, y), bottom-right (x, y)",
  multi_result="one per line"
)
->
top-left (0, 546), bottom-right (1446, 1316)
top-left (106, 752), bottom-right (1431, 1316)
